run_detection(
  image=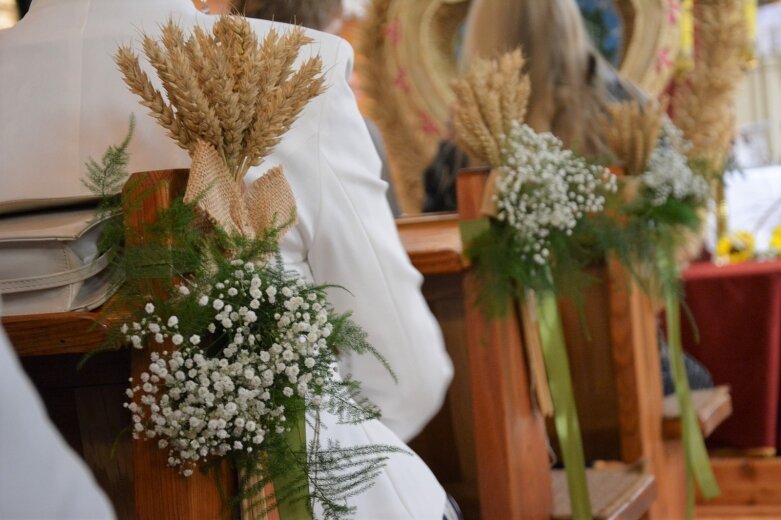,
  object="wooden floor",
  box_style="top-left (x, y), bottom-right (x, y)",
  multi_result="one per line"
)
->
top-left (696, 457), bottom-right (781, 520)
top-left (697, 506), bottom-right (781, 519)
